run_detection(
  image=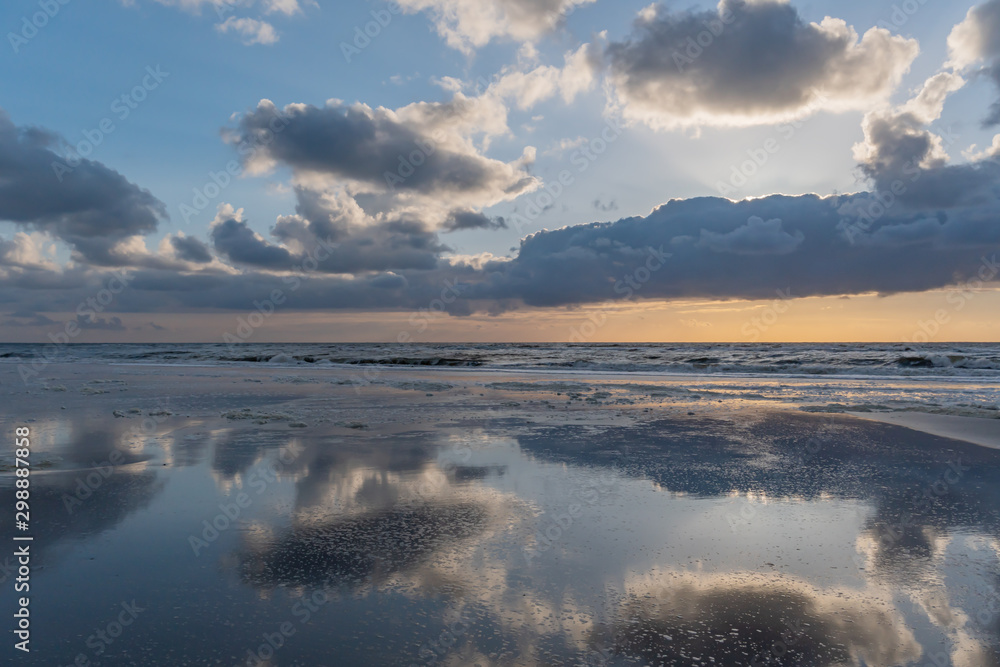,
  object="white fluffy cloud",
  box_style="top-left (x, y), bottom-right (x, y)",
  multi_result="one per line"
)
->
top-left (947, 0), bottom-right (1000, 68)
top-left (227, 94), bottom-right (538, 229)
top-left (487, 44), bottom-right (598, 110)
top-left (852, 72), bottom-right (967, 178)
top-left (124, 0), bottom-right (313, 45)
top-left (947, 0), bottom-right (1000, 125)
top-left (215, 16), bottom-right (279, 44)
top-left (604, 0), bottom-right (918, 130)
top-left (395, 0), bottom-right (596, 52)
top-left (132, 0), bottom-right (309, 15)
